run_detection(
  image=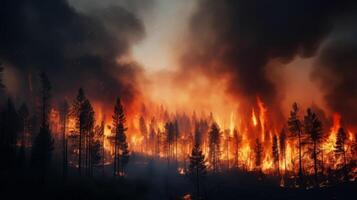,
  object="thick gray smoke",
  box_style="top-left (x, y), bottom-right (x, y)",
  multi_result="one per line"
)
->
top-left (313, 18), bottom-right (357, 125)
top-left (180, 0), bottom-right (356, 120)
top-left (0, 0), bottom-right (148, 106)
